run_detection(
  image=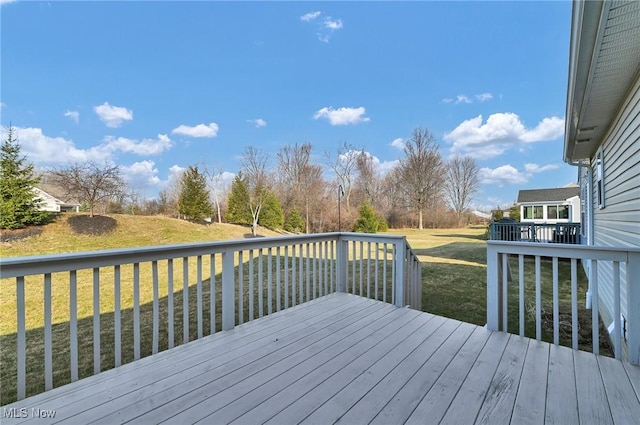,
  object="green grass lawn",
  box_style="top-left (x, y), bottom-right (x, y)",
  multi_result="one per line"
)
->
top-left (0, 219), bottom-right (610, 405)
